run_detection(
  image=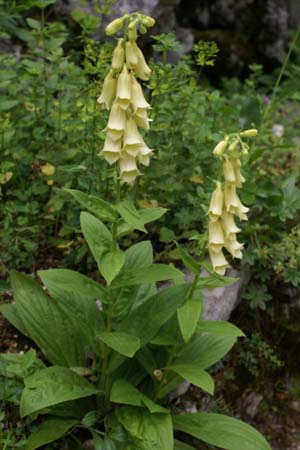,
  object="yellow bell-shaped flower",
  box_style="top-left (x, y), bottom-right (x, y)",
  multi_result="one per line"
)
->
top-left (97, 71), bottom-right (117, 110)
top-left (209, 248), bottom-right (230, 276)
top-left (232, 158), bottom-right (246, 188)
top-left (133, 108), bottom-right (150, 131)
top-left (223, 156), bottom-right (236, 184)
top-left (123, 118), bottom-right (143, 156)
top-left (116, 65), bottom-right (132, 110)
top-left (107, 102), bottom-right (126, 140)
top-left (111, 39), bottom-right (125, 71)
top-left (133, 43), bottom-right (151, 80)
top-left (235, 197), bottom-right (249, 221)
top-left (224, 182), bottom-right (240, 213)
top-left (225, 238), bottom-right (244, 259)
top-left (208, 220), bottom-right (225, 253)
top-left (126, 41), bottom-right (139, 69)
top-left (208, 181), bottom-right (223, 221)
top-left (213, 139), bottom-right (227, 157)
top-left (100, 134), bottom-right (122, 165)
top-left (131, 76), bottom-right (151, 111)
top-left (120, 154), bottom-right (140, 184)
top-left (221, 211), bottom-right (241, 240)
top-left (138, 138), bottom-right (153, 166)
